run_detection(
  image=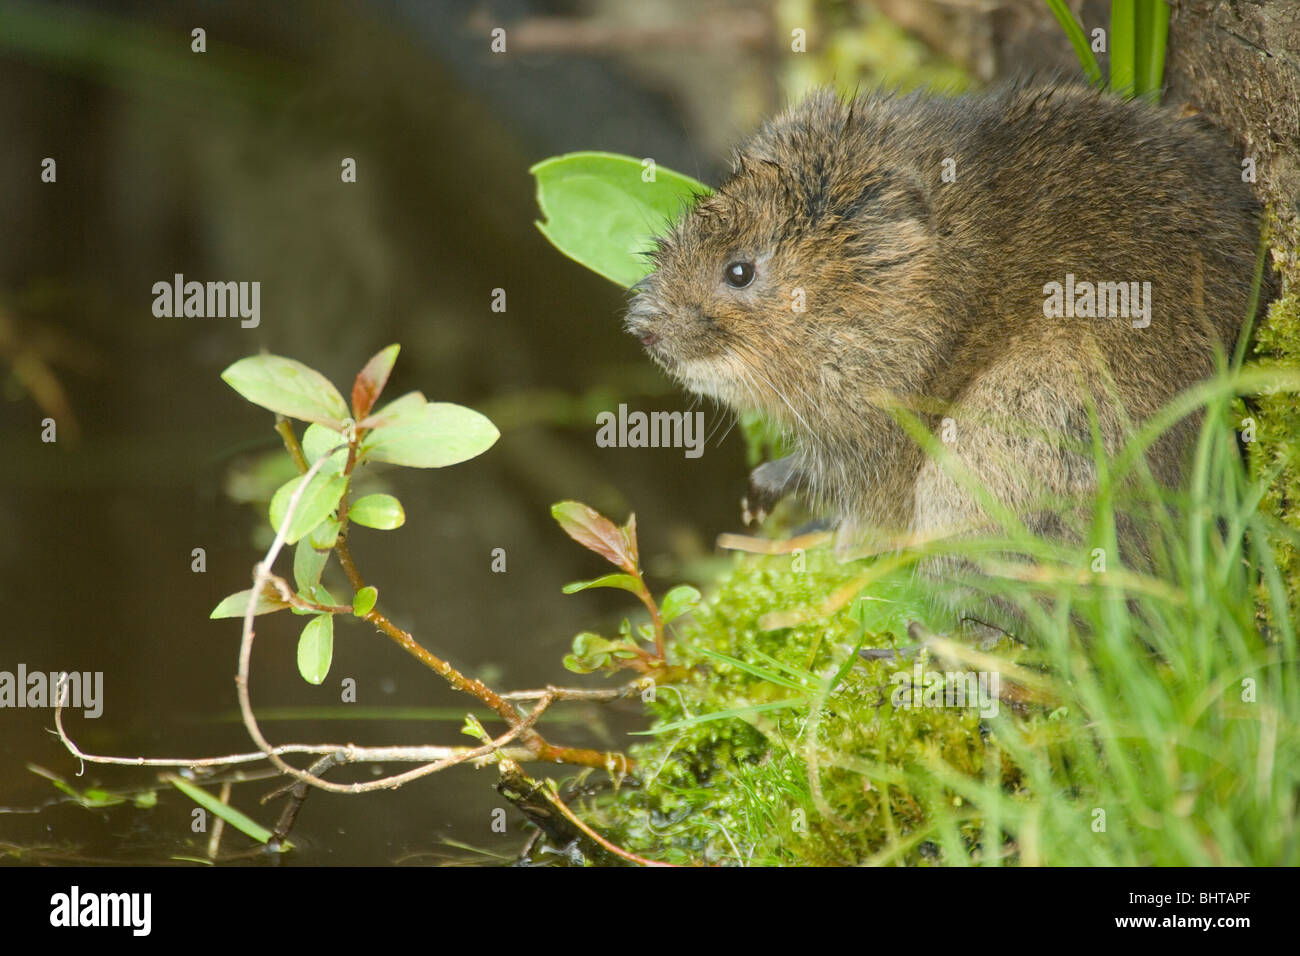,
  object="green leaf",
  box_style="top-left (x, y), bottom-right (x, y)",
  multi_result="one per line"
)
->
top-left (551, 500), bottom-right (637, 570)
top-left (309, 515), bottom-right (341, 550)
top-left (563, 653), bottom-right (600, 674)
top-left (28, 764), bottom-right (125, 807)
top-left (292, 582), bottom-right (340, 615)
top-left (360, 402), bottom-right (499, 468)
top-left (358, 390), bottom-right (427, 430)
top-left (293, 538), bottom-right (329, 592)
top-left (301, 422), bottom-right (348, 468)
top-left (564, 631), bottom-right (629, 674)
top-left (563, 648), bottom-right (612, 674)
top-left (571, 631), bottom-right (618, 657)
top-left (221, 355), bottom-right (349, 429)
top-left (349, 493), bottom-right (406, 530)
top-left (268, 471), bottom-right (349, 544)
top-left (352, 585), bottom-right (377, 617)
top-left (56, 784), bottom-right (124, 808)
top-left (306, 583), bottom-right (340, 607)
top-left (531, 152), bottom-right (711, 288)
top-left (210, 585), bottom-right (289, 619)
top-left (297, 614), bottom-right (334, 685)
top-left (461, 714), bottom-right (490, 744)
top-left (351, 344), bottom-right (400, 421)
top-left (165, 774), bottom-right (287, 848)
top-left (660, 584), bottom-right (701, 623)
top-left (562, 573), bottom-right (641, 595)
